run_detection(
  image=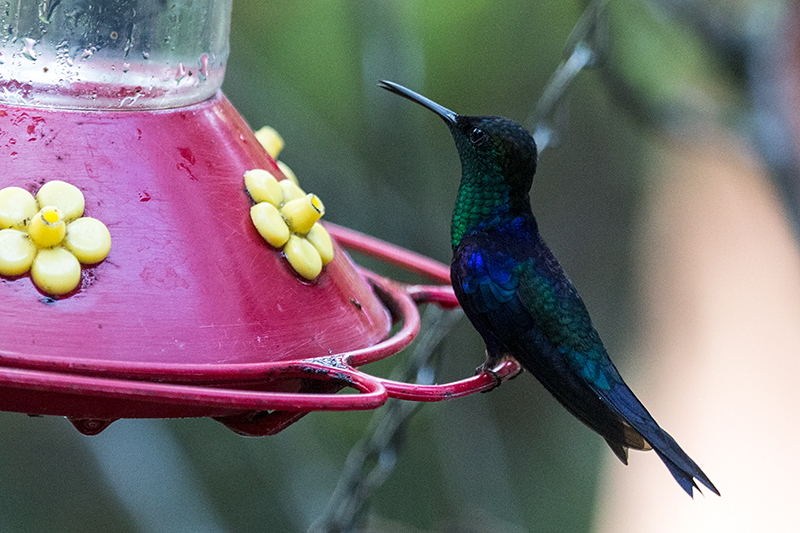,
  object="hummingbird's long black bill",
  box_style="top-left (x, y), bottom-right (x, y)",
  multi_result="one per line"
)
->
top-left (378, 80), bottom-right (458, 124)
